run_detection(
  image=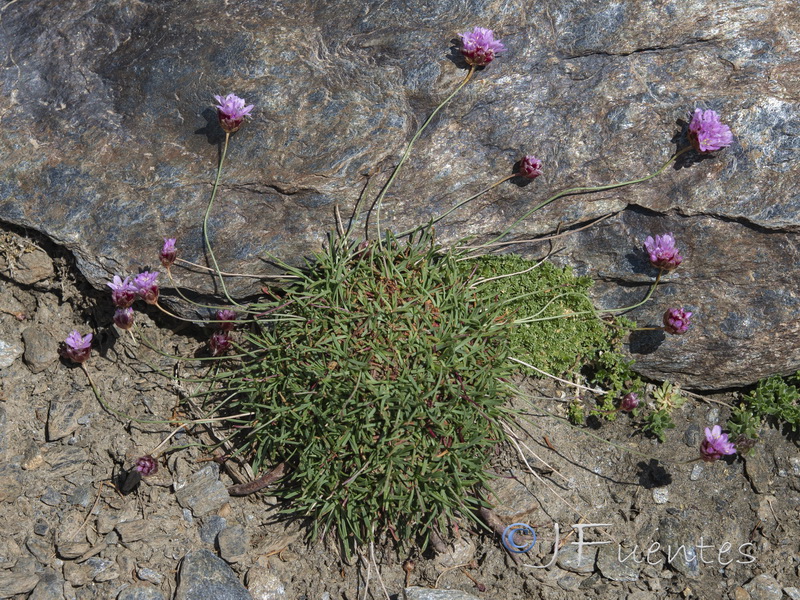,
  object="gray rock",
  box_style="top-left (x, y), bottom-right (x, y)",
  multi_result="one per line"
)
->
top-left (25, 536), bottom-right (52, 564)
top-left (244, 569), bottom-right (286, 600)
top-left (0, 245), bottom-right (54, 285)
top-left (0, 572), bottom-right (40, 598)
top-left (86, 556), bottom-right (119, 582)
top-left (56, 541), bottom-right (92, 560)
top-left (199, 515), bottom-right (227, 544)
top-left (652, 487), bottom-right (669, 504)
top-left (0, 406), bottom-right (5, 454)
top-left (596, 544), bottom-right (639, 582)
top-left (40, 487), bottom-right (63, 507)
top-left (1, 0), bottom-right (799, 389)
top-left (176, 549), bottom-right (252, 600)
top-left (175, 463), bottom-right (231, 517)
top-left (117, 587), bottom-right (167, 600)
top-left (46, 396), bottom-right (86, 441)
top-left (0, 339), bottom-right (23, 369)
top-left (657, 517), bottom-right (700, 579)
top-left (28, 571), bottom-right (65, 600)
top-left (0, 464), bottom-right (24, 504)
top-left (556, 543), bottom-right (598, 574)
top-left (33, 519), bottom-right (50, 536)
top-left (405, 587), bottom-right (485, 600)
top-left (21, 326), bottom-right (58, 373)
top-left (742, 573), bottom-right (783, 600)
top-left (136, 567), bottom-right (163, 585)
top-left (217, 524), bottom-right (250, 563)
top-left (43, 445), bottom-right (88, 477)
top-left (689, 463), bottom-right (704, 481)
top-left (784, 587), bottom-right (800, 600)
